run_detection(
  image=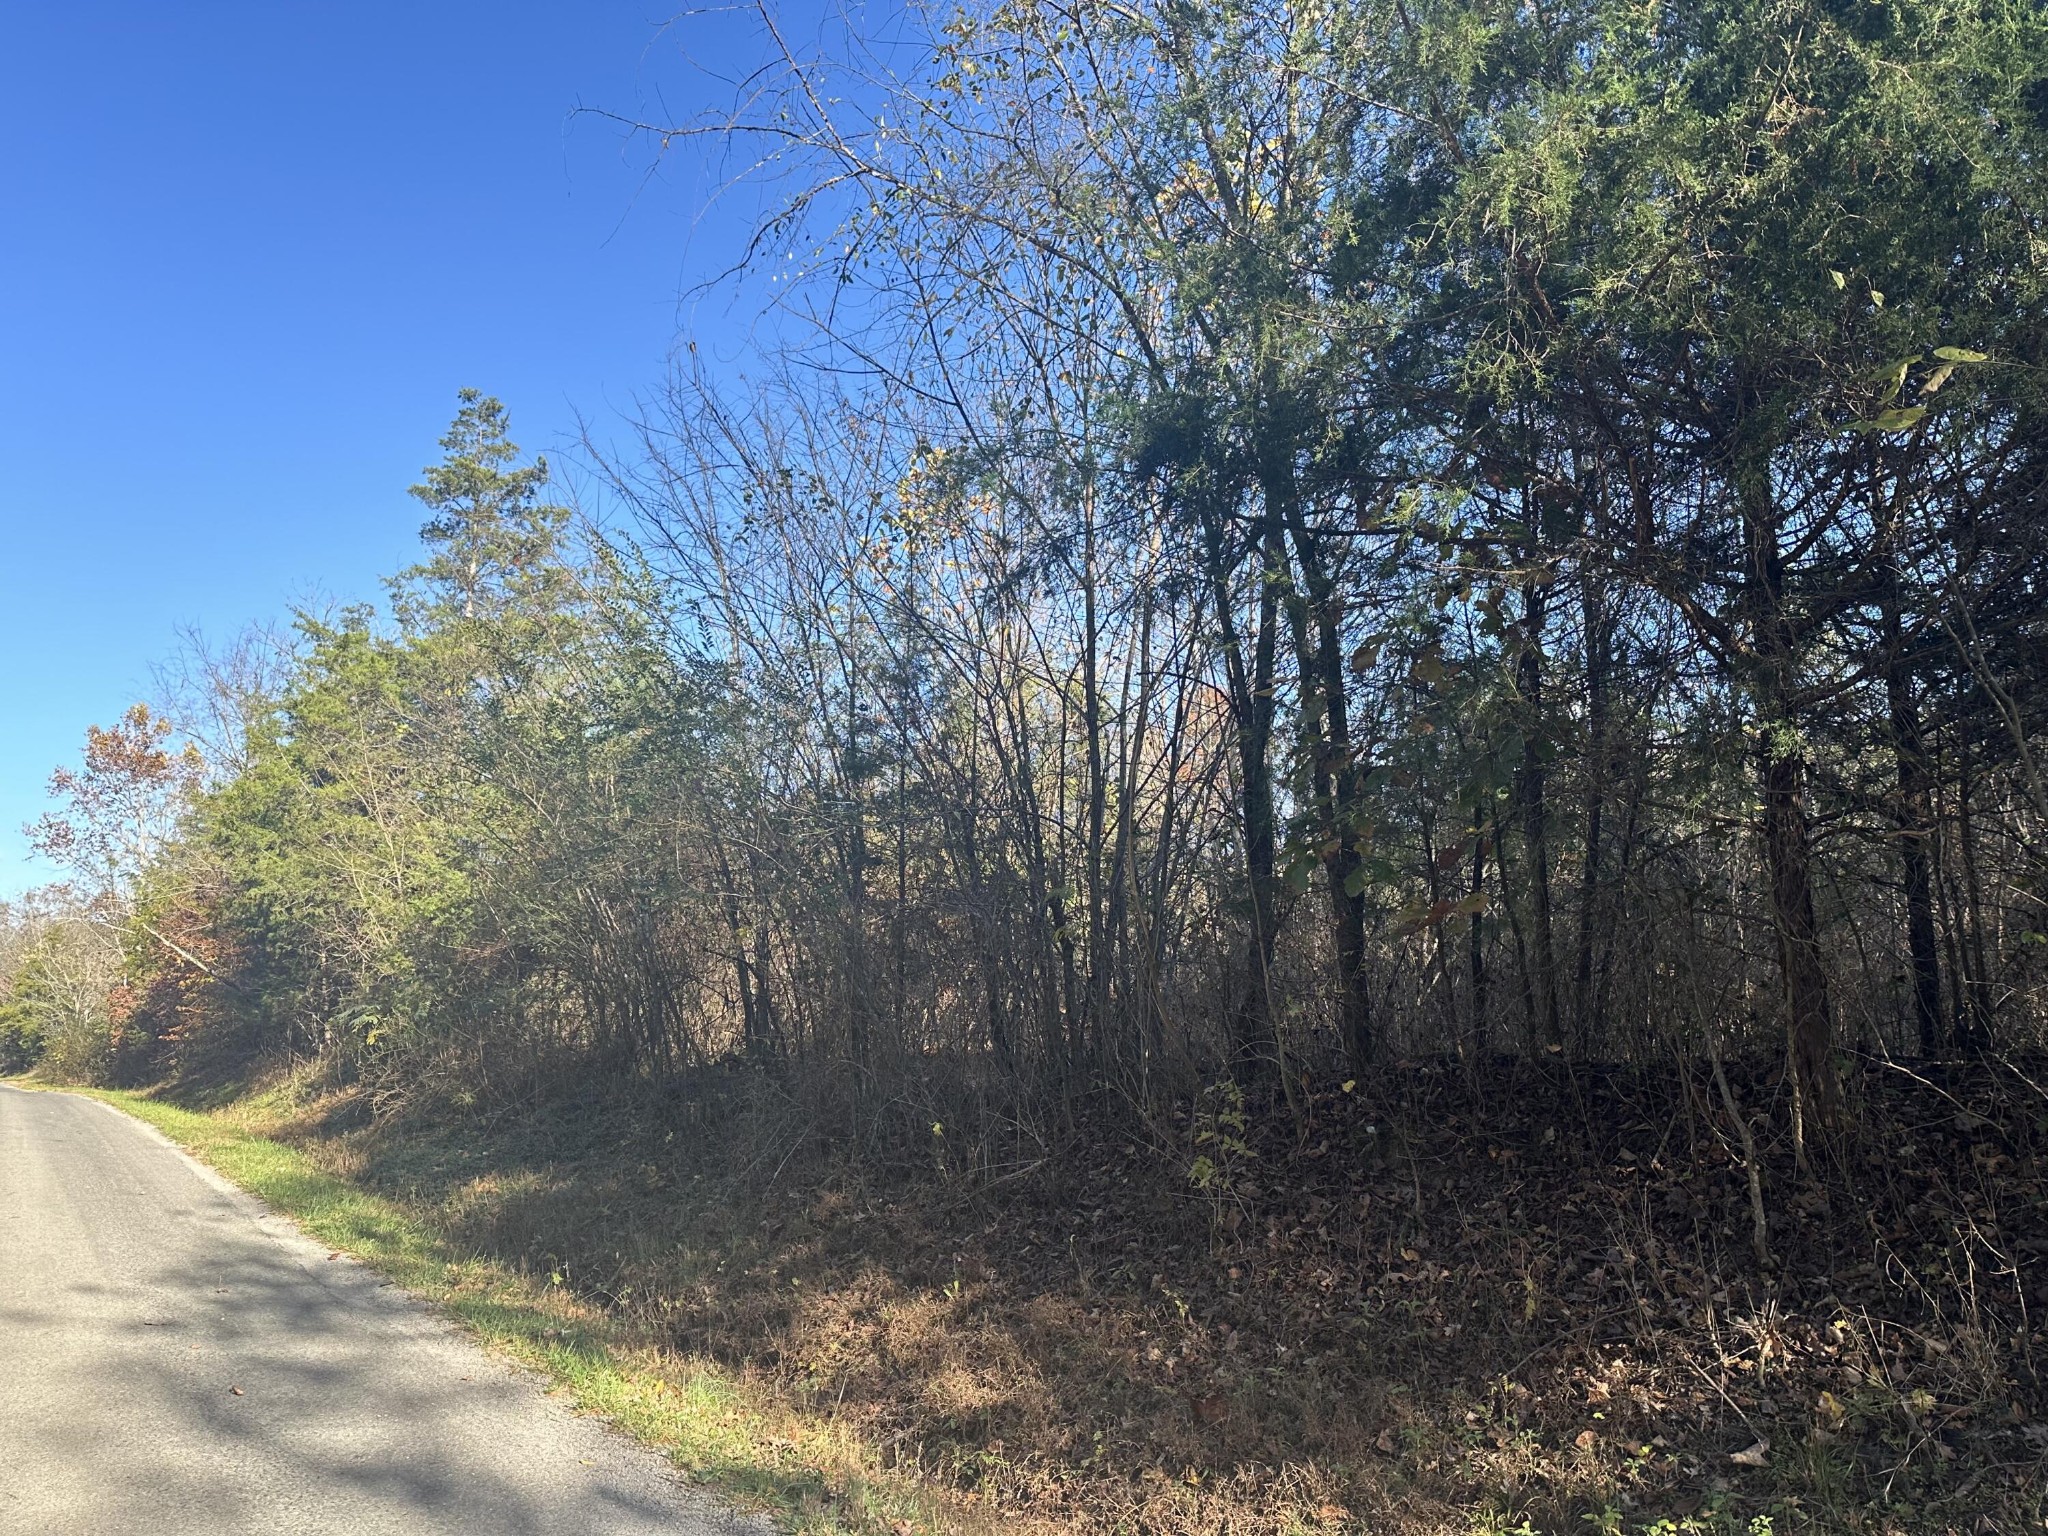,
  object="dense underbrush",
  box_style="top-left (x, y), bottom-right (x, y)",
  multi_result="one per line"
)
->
top-left (157, 1050), bottom-right (2047, 1536)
